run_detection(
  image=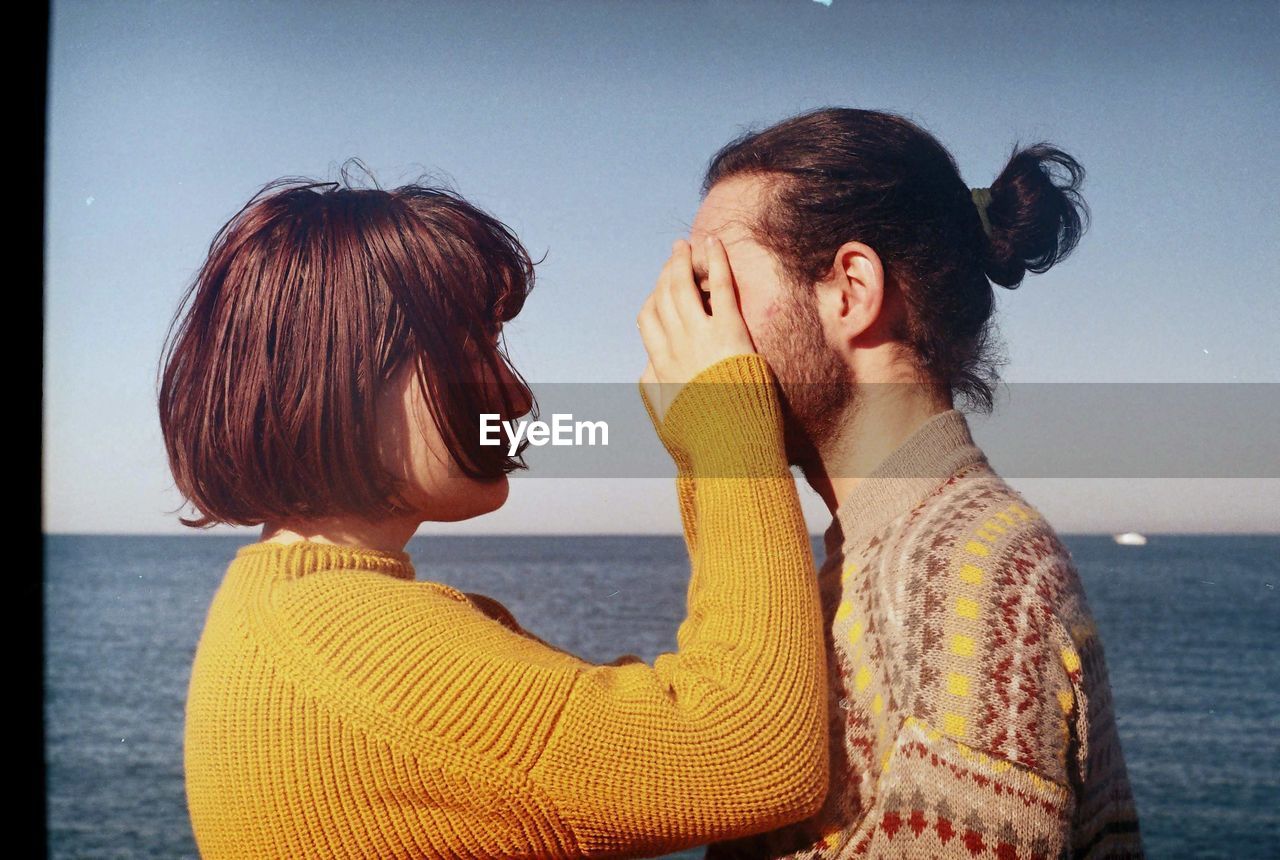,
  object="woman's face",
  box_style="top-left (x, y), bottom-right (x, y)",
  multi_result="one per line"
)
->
top-left (375, 344), bottom-right (530, 523)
